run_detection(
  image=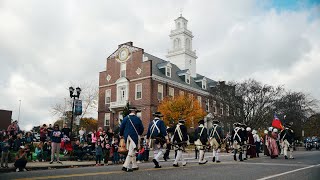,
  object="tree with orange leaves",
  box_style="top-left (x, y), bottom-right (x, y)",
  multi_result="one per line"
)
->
top-left (158, 95), bottom-right (207, 128)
